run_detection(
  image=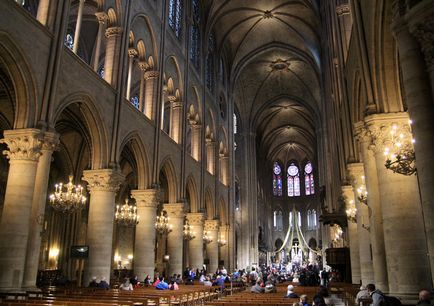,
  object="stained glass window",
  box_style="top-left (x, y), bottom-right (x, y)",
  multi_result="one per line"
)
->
top-left (65, 33), bottom-right (74, 50)
top-left (206, 33), bottom-right (215, 91)
top-left (130, 95), bottom-right (139, 109)
top-left (288, 162), bottom-right (300, 197)
top-left (97, 65), bottom-right (105, 78)
top-left (304, 161), bottom-right (315, 195)
top-left (273, 162), bottom-right (282, 196)
top-left (169, 0), bottom-right (182, 38)
top-left (312, 209), bottom-right (317, 228)
top-left (189, 0), bottom-right (200, 68)
top-left (307, 210), bottom-right (312, 229)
